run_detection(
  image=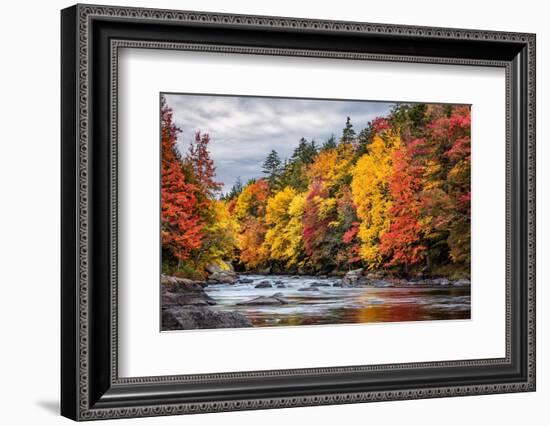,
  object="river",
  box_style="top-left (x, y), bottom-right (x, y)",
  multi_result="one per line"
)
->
top-left (204, 274), bottom-right (471, 327)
